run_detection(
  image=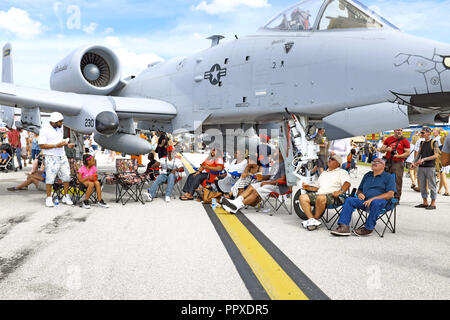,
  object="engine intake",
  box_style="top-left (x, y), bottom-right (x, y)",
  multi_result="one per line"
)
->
top-left (50, 45), bottom-right (122, 95)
